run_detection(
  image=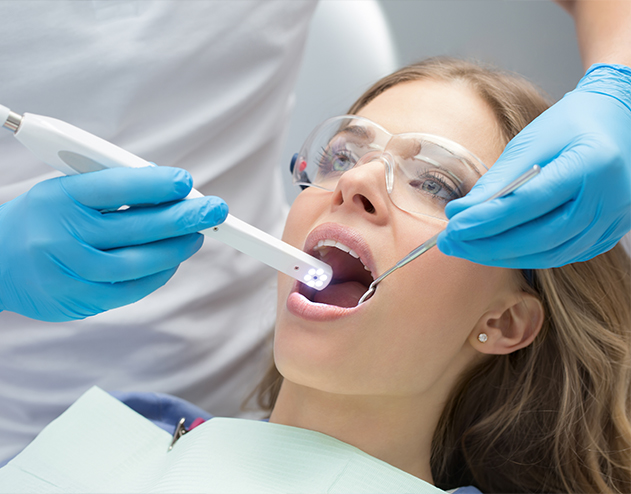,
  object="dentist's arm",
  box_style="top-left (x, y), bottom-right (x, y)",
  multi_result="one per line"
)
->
top-left (557, 0), bottom-right (631, 69)
top-left (437, 1), bottom-right (631, 268)
top-left (0, 166), bottom-right (228, 322)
